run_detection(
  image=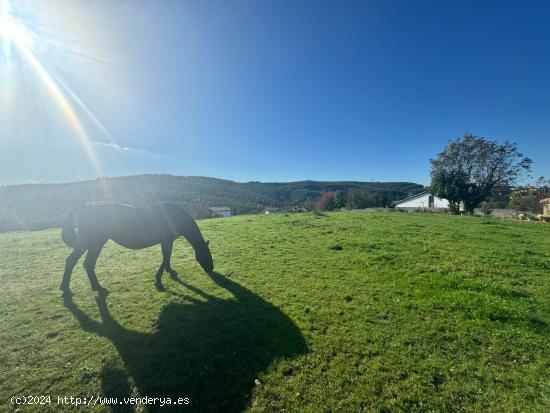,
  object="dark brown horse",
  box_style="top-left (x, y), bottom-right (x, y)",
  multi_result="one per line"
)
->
top-left (60, 201), bottom-right (213, 293)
